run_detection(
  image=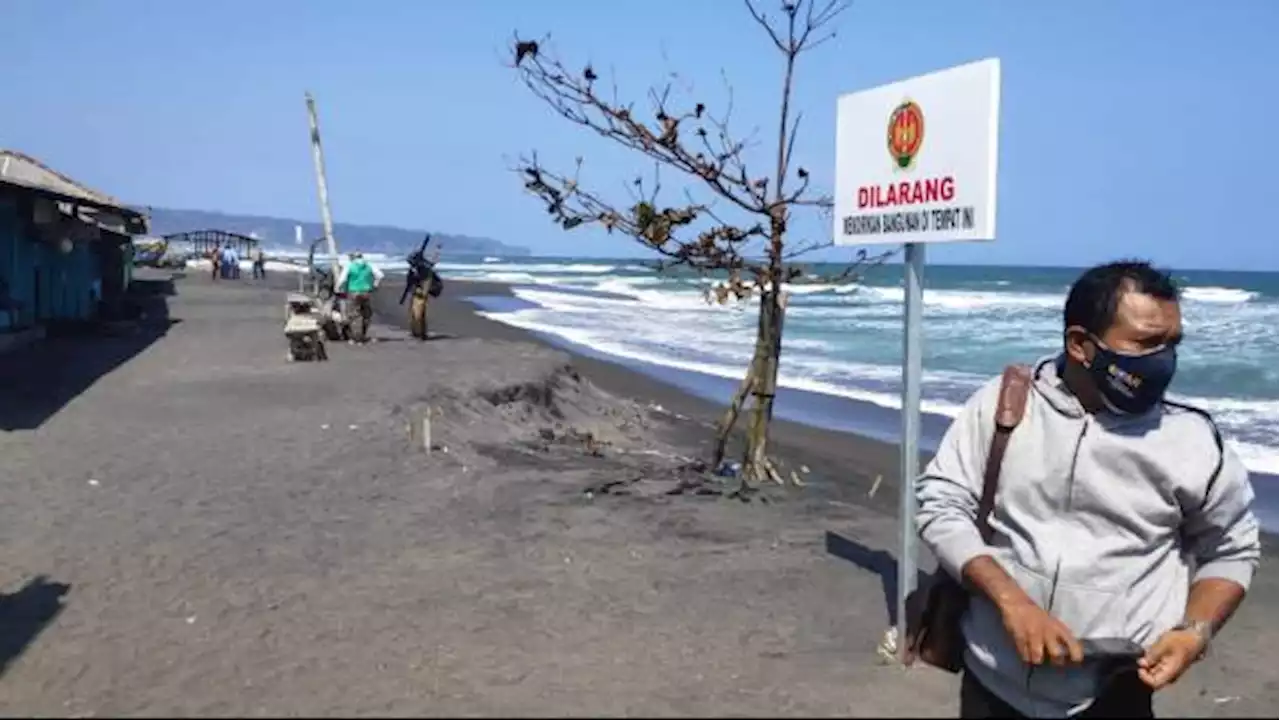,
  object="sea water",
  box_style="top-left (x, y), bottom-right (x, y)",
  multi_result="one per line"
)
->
top-left (427, 257), bottom-right (1278, 477)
